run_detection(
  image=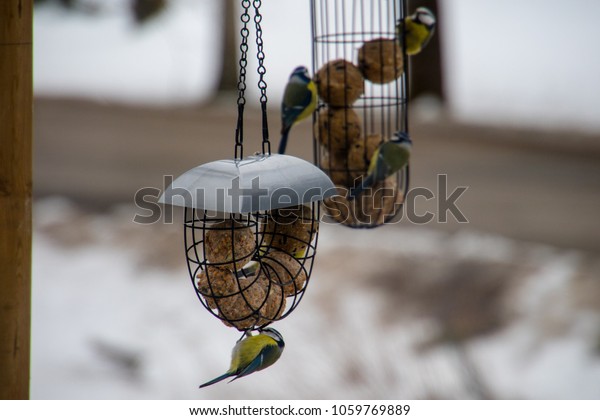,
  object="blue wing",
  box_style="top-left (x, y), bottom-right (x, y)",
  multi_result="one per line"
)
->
top-left (279, 84), bottom-right (312, 154)
top-left (281, 81), bottom-right (312, 134)
top-left (228, 343), bottom-right (280, 383)
top-left (230, 353), bottom-right (264, 382)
